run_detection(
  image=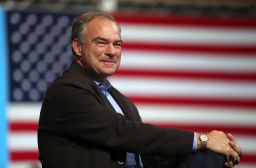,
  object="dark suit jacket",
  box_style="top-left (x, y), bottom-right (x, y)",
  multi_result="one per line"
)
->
top-left (37, 61), bottom-right (194, 168)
